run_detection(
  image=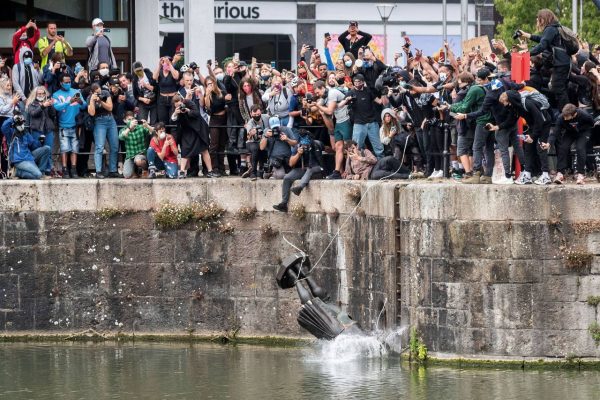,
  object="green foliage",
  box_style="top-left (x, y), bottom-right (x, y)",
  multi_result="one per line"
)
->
top-left (290, 204), bottom-right (306, 221)
top-left (154, 203), bottom-right (194, 229)
top-left (409, 327), bottom-right (428, 363)
top-left (589, 322), bottom-right (600, 344)
top-left (564, 248), bottom-right (594, 270)
top-left (97, 207), bottom-right (131, 220)
top-left (495, 1), bottom-right (600, 48)
top-left (154, 201), bottom-right (225, 230)
top-left (587, 296), bottom-right (600, 307)
top-left (235, 206), bottom-right (257, 221)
